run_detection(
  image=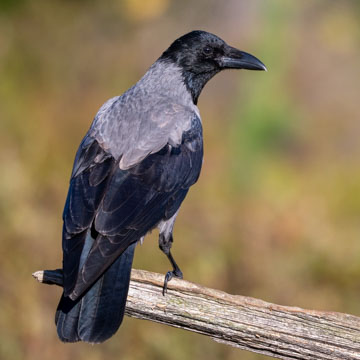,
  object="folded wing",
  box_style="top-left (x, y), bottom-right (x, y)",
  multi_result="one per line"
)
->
top-left (62, 115), bottom-right (203, 301)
